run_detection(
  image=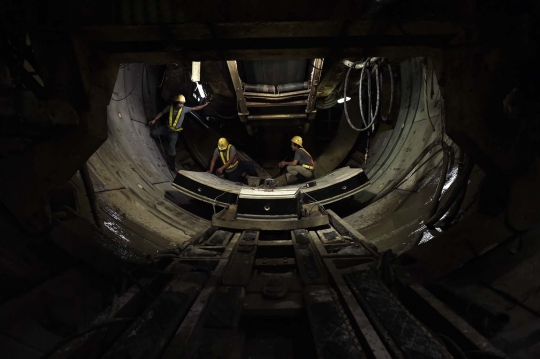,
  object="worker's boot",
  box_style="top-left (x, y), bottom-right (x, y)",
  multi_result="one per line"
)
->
top-left (273, 174), bottom-right (288, 187)
top-left (296, 173), bottom-right (307, 183)
top-left (167, 155), bottom-right (176, 171)
top-left (284, 173), bottom-right (298, 185)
